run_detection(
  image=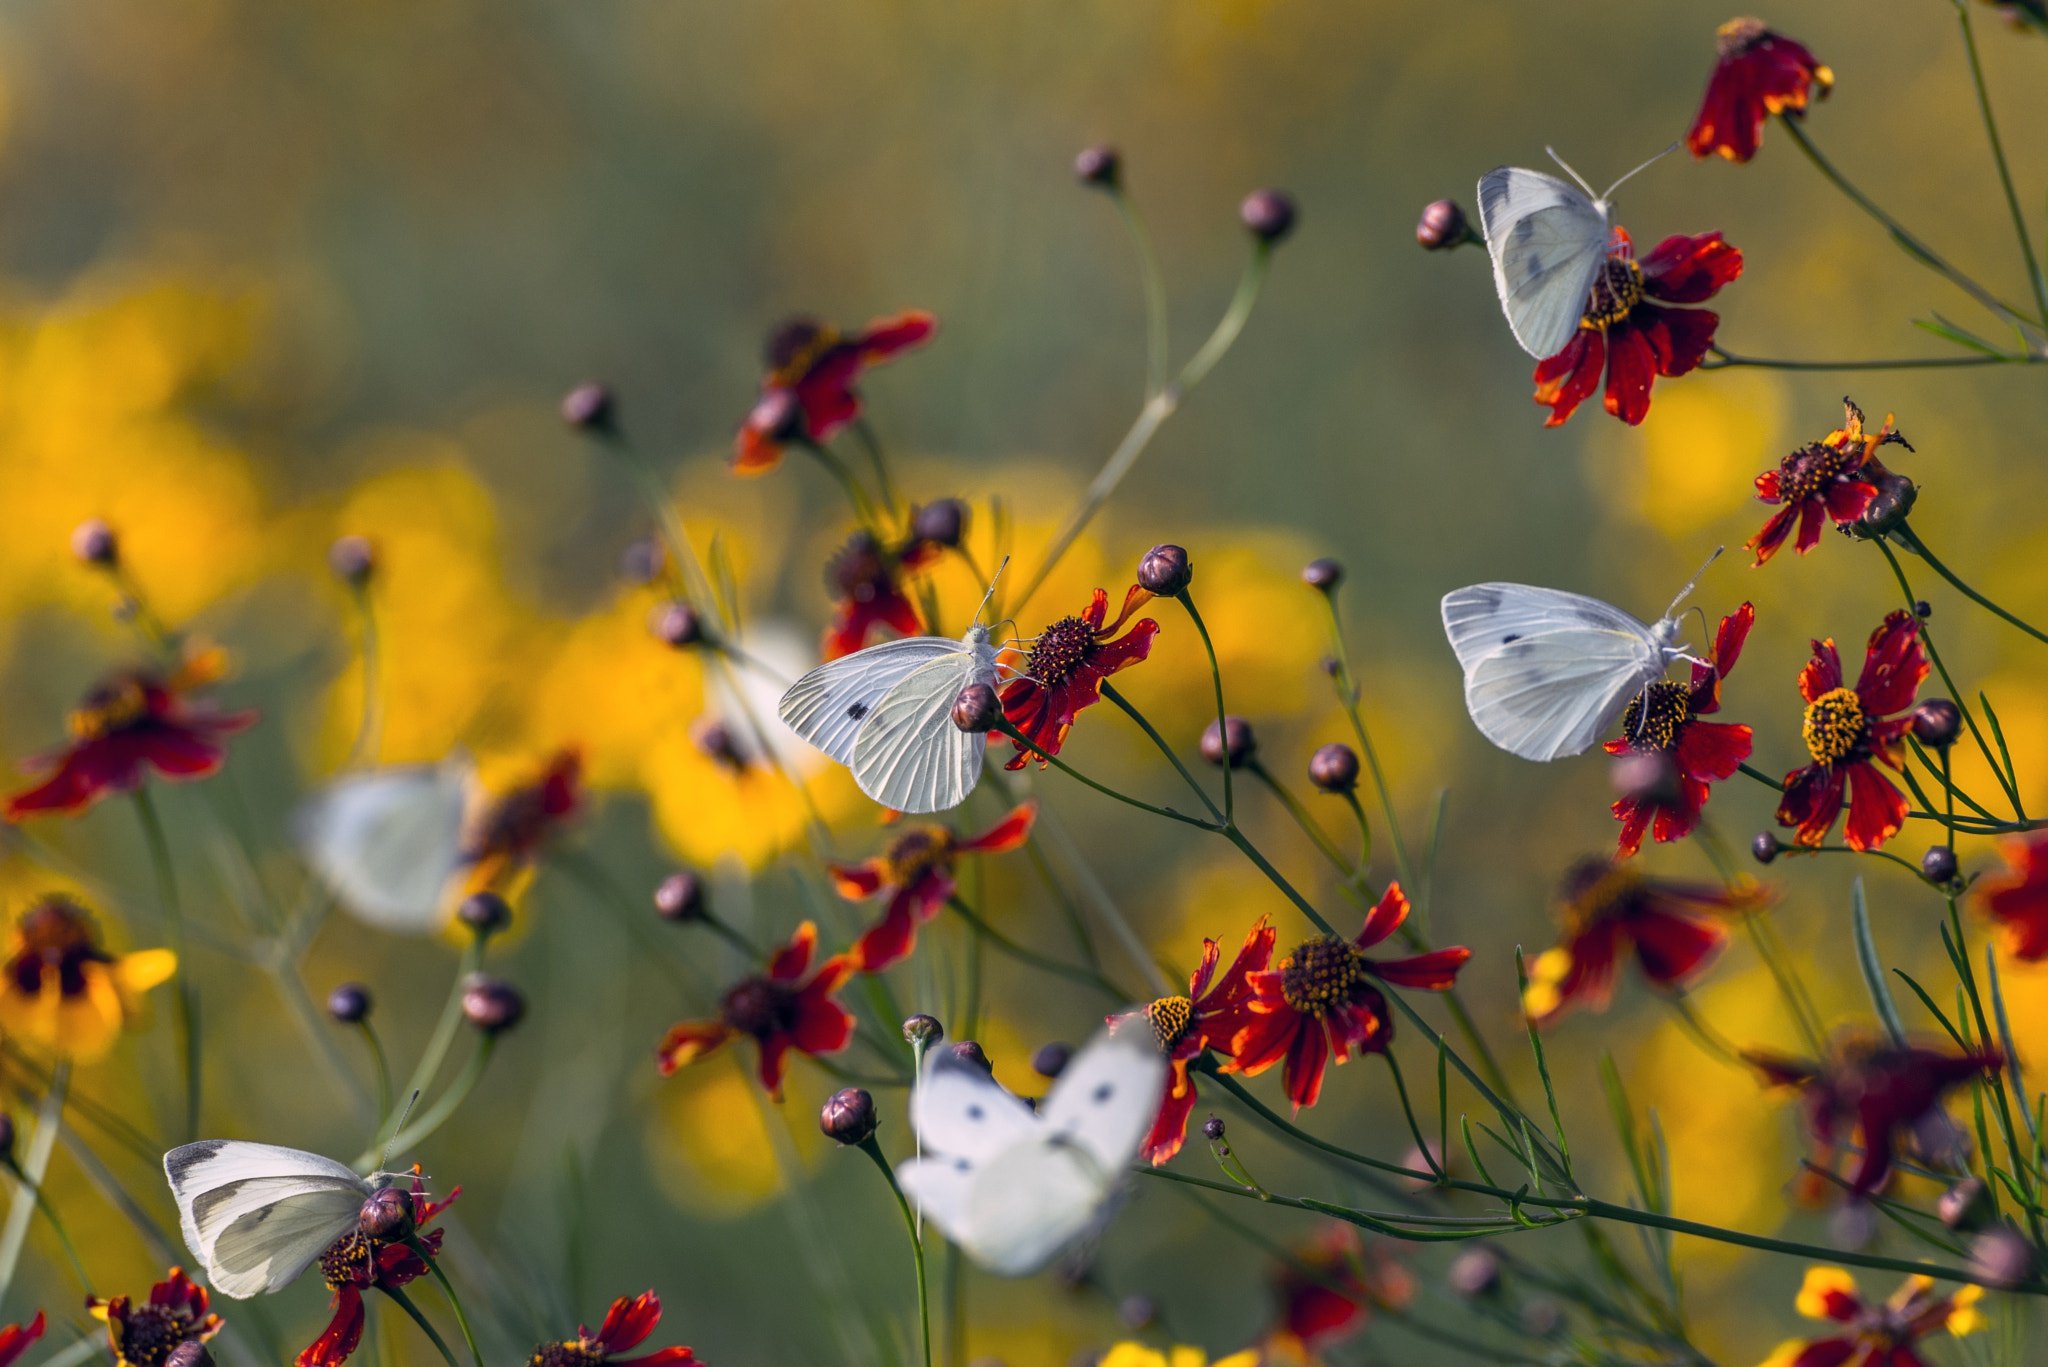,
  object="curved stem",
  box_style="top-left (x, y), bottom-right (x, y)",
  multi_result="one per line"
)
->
top-left (1178, 591), bottom-right (1233, 819)
top-left (344, 581), bottom-right (384, 768)
top-left (135, 789), bottom-right (200, 1139)
top-left (1107, 187), bottom-right (1171, 399)
top-left (859, 1136), bottom-right (933, 1367)
top-left (1097, 682), bottom-right (1223, 821)
top-left (2, 1161), bottom-right (91, 1295)
top-left (1953, 0), bottom-right (2048, 323)
top-left (945, 896), bottom-right (1132, 1003)
top-left (1316, 592), bottom-right (1419, 902)
top-left (995, 713), bottom-right (1216, 828)
top-left (355, 1019), bottom-right (395, 1133)
top-left (381, 939), bottom-right (485, 1153)
top-left (0, 1065), bottom-right (66, 1308)
top-left (379, 1284), bottom-right (460, 1367)
top-left (1702, 345), bottom-right (2021, 371)
top-left (1897, 522), bottom-right (2048, 647)
top-left (412, 1244), bottom-right (486, 1367)
top-left (369, 1037), bottom-right (496, 1168)
top-left (849, 417), bottom-right (904, 525)
top-left (797, 436), bottom-right (881, 531)
top-left (1783, 841), bottom-right (1936, 886)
